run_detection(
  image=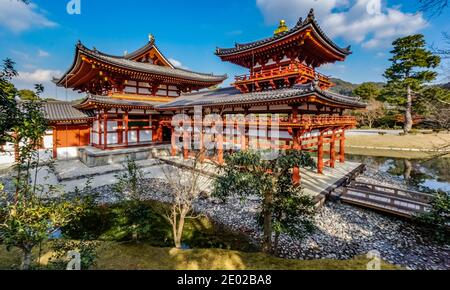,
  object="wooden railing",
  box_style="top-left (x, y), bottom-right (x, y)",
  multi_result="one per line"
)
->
top-left (167, 115), bottom-right (357, 129)
top-left (234, 62), bottom-right (332, 89)
top-left (340, 180), bottom-right (434, 217)
top-left (278, 116), bottom-right (356, 127)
